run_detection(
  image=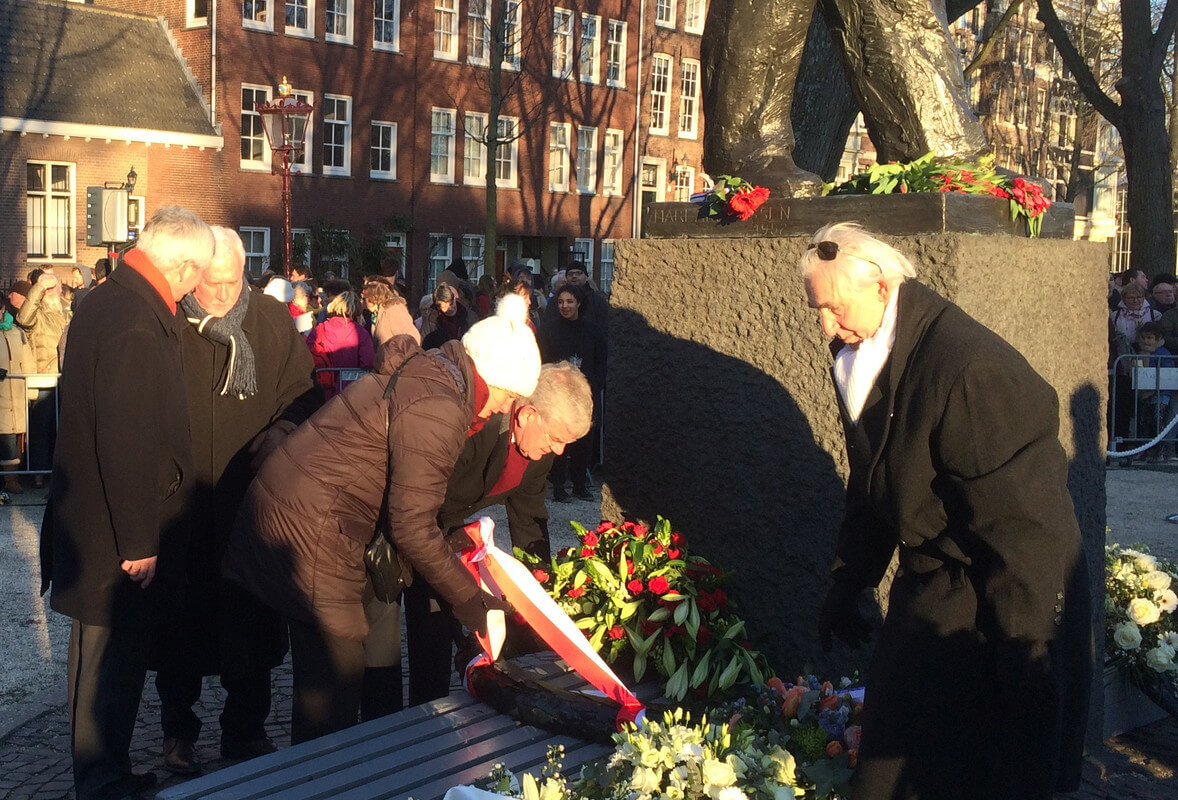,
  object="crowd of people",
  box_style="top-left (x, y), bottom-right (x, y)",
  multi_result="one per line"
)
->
top-left (36, 206), bottom-right (604, 800)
